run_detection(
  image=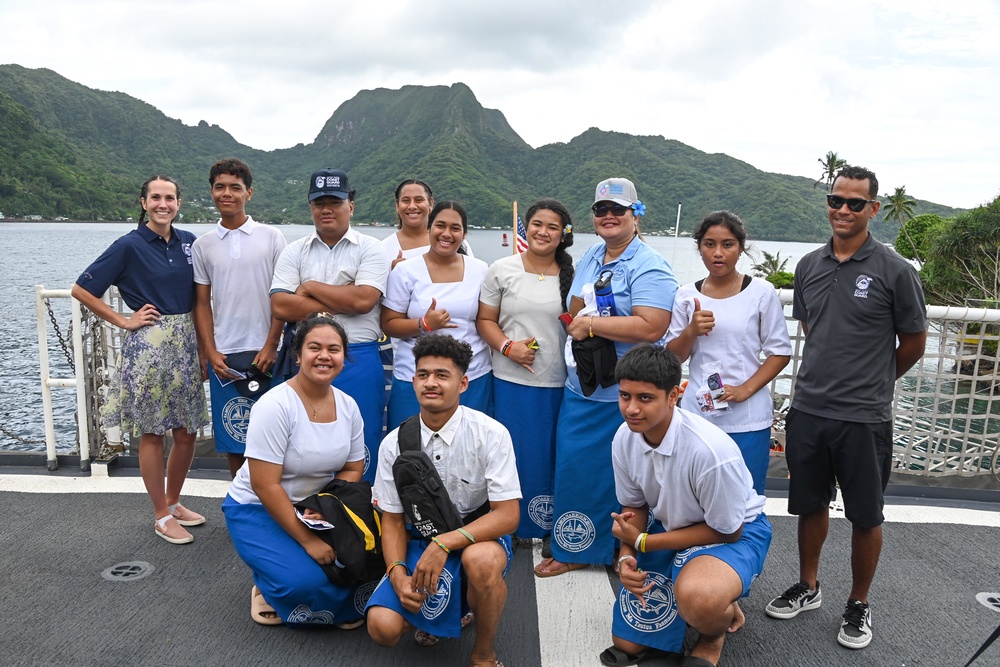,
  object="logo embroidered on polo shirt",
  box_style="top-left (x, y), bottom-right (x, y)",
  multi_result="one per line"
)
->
top-left (854, 274), bottom-right (873, 299)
